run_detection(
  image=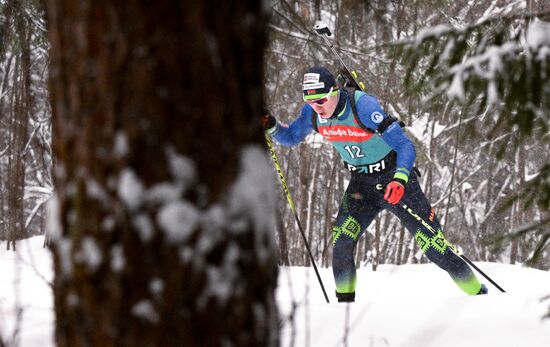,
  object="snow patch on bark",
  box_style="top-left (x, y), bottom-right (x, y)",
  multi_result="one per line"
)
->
top-left (131, 300), bottom-right (159, 323)
top-left (157, 201), bottom-right (199, 243)
top-left (166, 146), bottom-right (197, 191)
top-left (110, 245), bottom-right (125, 272)
top-left (114, 131), bottom-right (129, 158)
top-left (101, 216), bottom-right (115, 232)
top-left (133, 214), bottom-right (154, 242)
top-left (149, 278), bottom-right (164, 298)
top-left (227, 145), bottom-right (276, 238)
top-left (86, 177), bottom-right (109, 206)
top-left (118, 168), bottom-right (145, 211)
top-left (75, 237), bottom-right (103, 272)
top-left (197, 145), bottom-right (276, 304)
top-left (179, 246), bottom-right (194, 264)
top-left (145, 182), bottom-right (182, 205)
top-left (204, 243), bottom-right (241, 304)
